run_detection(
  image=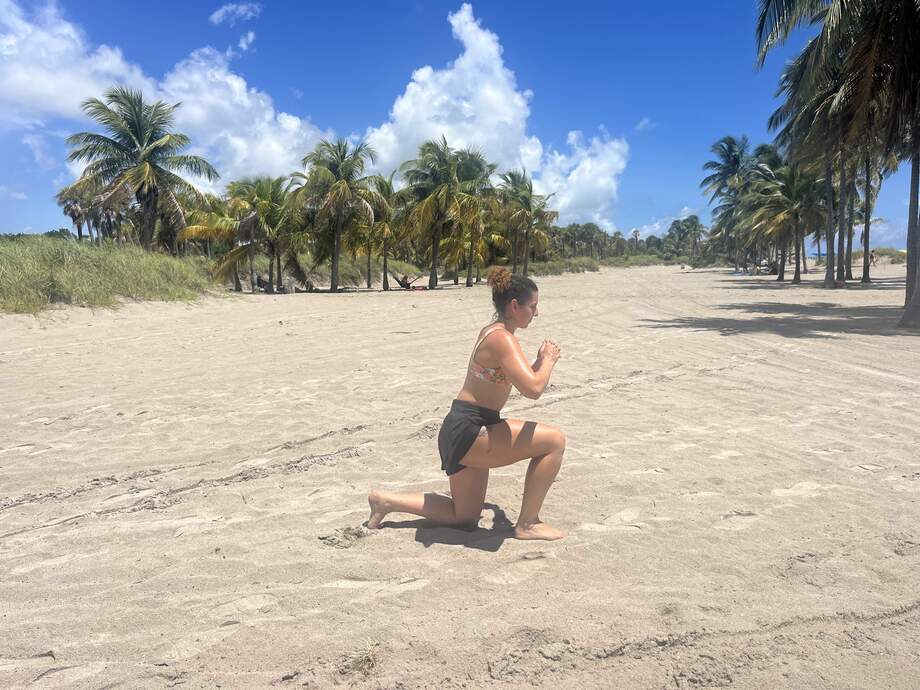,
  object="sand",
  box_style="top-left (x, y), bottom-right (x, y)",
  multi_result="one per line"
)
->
top-left (1, 263), bottom-right (919, 689)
